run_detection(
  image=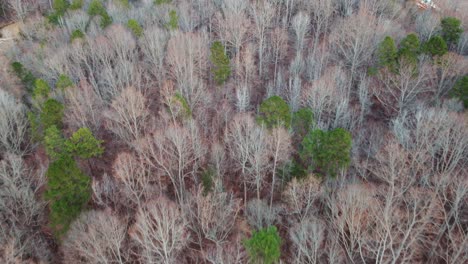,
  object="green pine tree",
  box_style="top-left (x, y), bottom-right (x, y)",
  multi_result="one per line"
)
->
top-left (423, 36), bottom-right (448, 57)
top-left (450, 75), bottom-right (468, 108)
top-left (377, 36), bottom-right (398, 69)
top-left (127, 19), bottom-right (143, 37)
top-left (40, 99), bottom-right (64, 129)
top-left (210, 41), bottom-right (231, 85)
top-left (257, 96), bottom-right (291, 129)
top-left (65, 127), bottom-right (104, 159)
top-left (441, 17), bottom-right (463, 47)
top-left (244, 226), bottom-right (282, 264)
top-left (44, 125), bottom-right (66, 160)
